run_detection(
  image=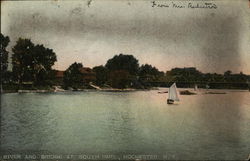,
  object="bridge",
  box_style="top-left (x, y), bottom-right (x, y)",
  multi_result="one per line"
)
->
top-left (147, 81), bottom-right (250, 89)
